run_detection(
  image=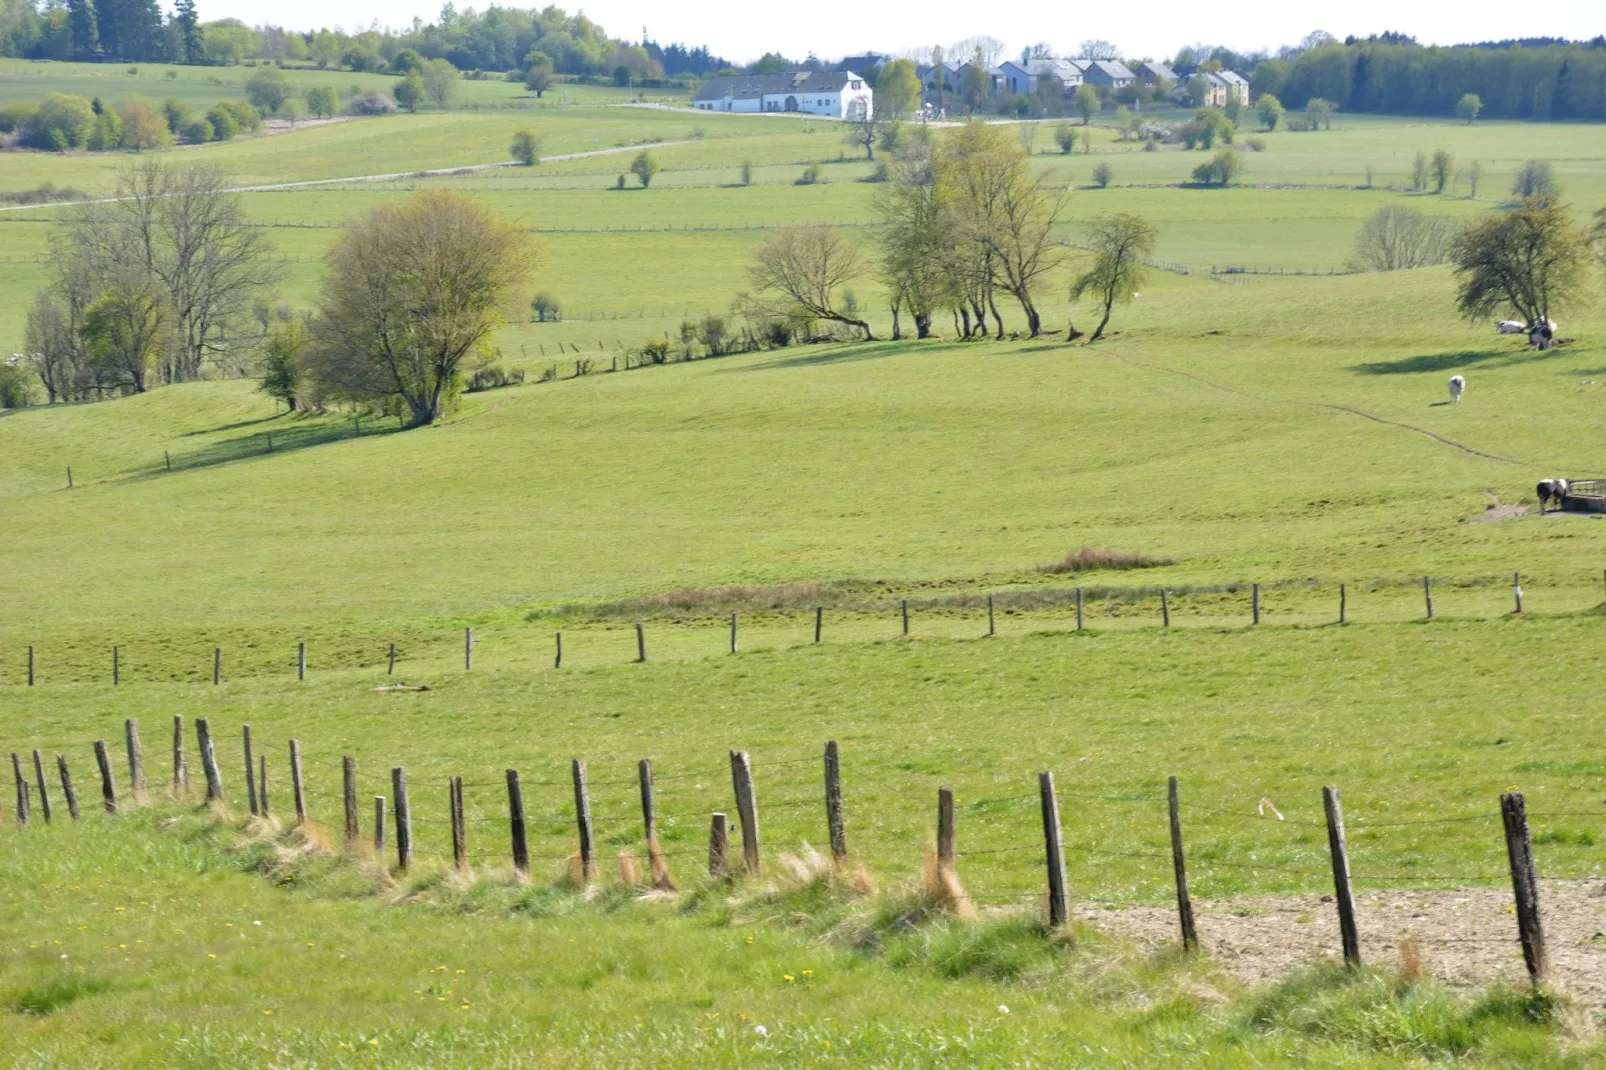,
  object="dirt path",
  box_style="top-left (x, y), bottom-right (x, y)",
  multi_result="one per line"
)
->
top-left (1080, 880), bottom-right (1606, 1008)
